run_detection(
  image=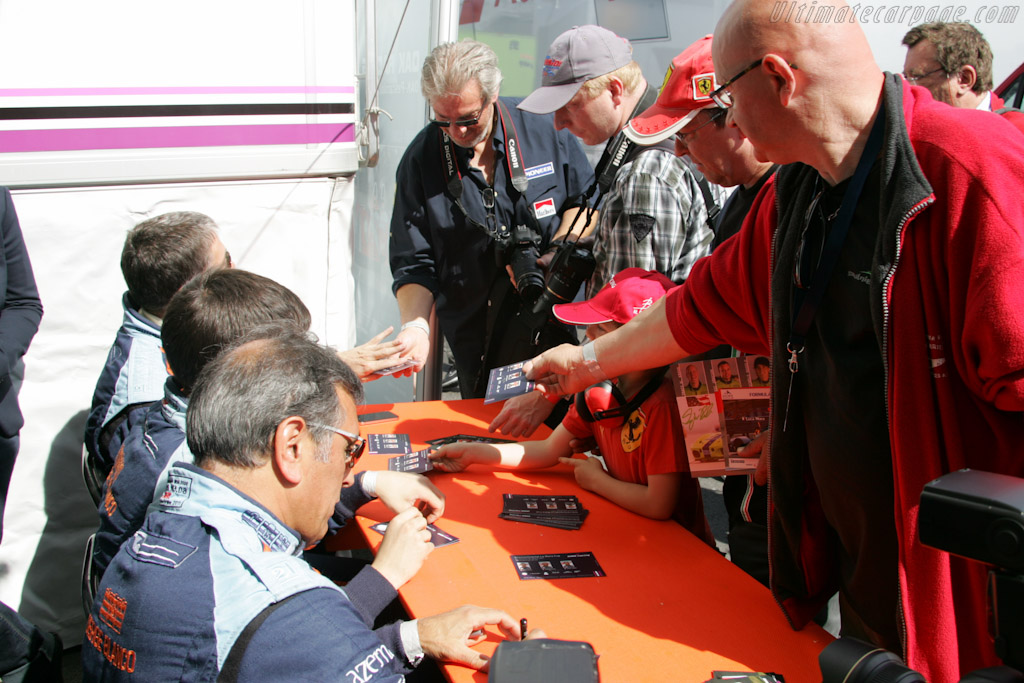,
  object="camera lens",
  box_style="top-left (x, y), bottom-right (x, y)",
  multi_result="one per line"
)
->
top-left (506, 225), bottom-right (544, 304)
top-left (819, 638), bottom-right (926, 683)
